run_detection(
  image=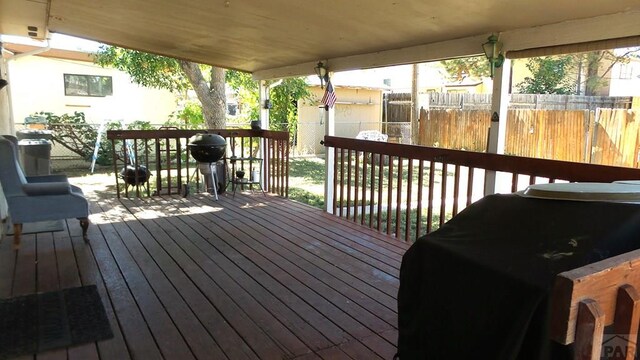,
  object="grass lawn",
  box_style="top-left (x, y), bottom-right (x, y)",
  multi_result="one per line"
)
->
top-left (288, 157), bottom-right (326, 208)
